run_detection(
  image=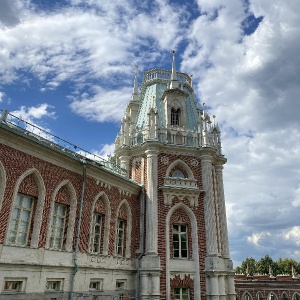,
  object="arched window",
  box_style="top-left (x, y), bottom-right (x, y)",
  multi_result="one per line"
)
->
top-left (282, 293), bottom-right (288, 300)
top-left (293, 293), bottom-right (300, 300)
top-left (268, 293), bottom-right (277, 300)
top-left (171, 108), bottom-right (180, 126)
top-left (243, 292), bottom-right (252, 300)
top-left (257, 292), bottom-right (263, 300)
top-left (172, 169), bottom-right (185, 178)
